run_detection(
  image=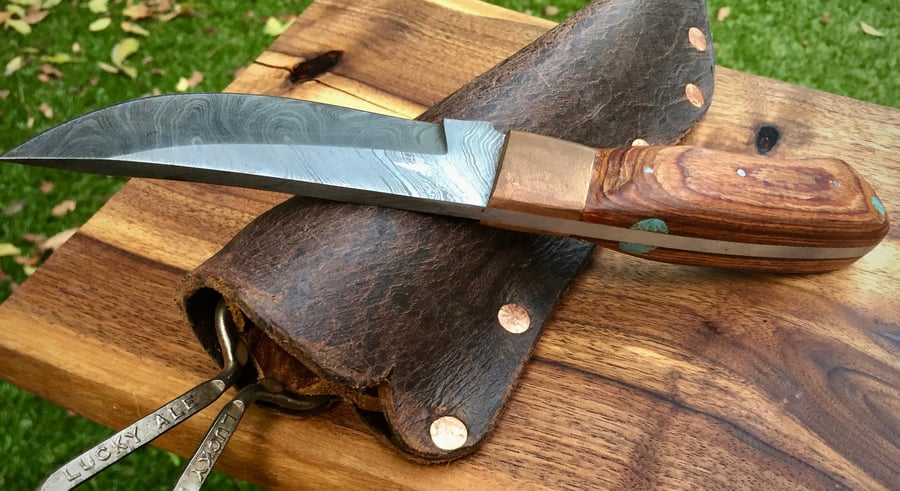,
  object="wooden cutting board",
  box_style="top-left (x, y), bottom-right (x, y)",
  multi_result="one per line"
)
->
top-left (1, 0), bottom-right (898, 488)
